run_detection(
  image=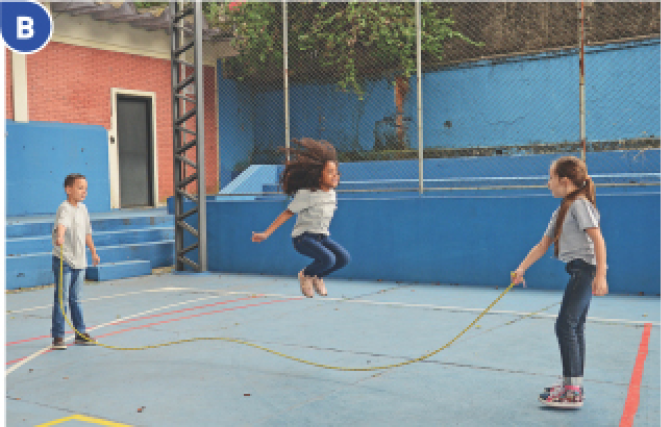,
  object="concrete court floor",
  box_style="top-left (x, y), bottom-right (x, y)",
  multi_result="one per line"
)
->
top-left (5, 273), bottom-right (659, 427)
